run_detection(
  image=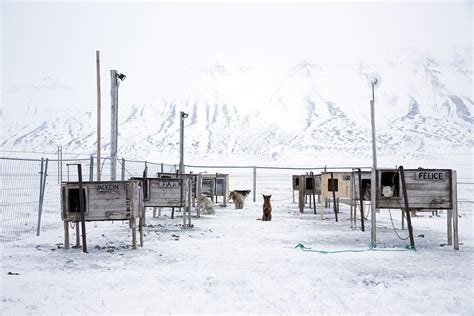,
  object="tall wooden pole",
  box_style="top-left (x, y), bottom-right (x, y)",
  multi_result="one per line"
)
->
top-left (96, 51), bottom-right (102, 181)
